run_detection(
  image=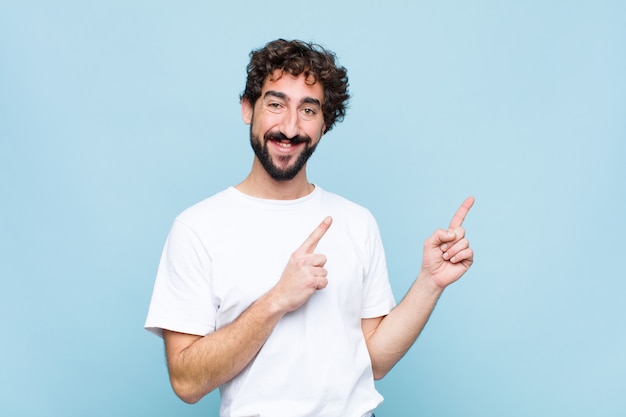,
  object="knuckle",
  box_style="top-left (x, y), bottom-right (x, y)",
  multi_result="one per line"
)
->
top-left (292, 255), bottom-right (309, 267)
